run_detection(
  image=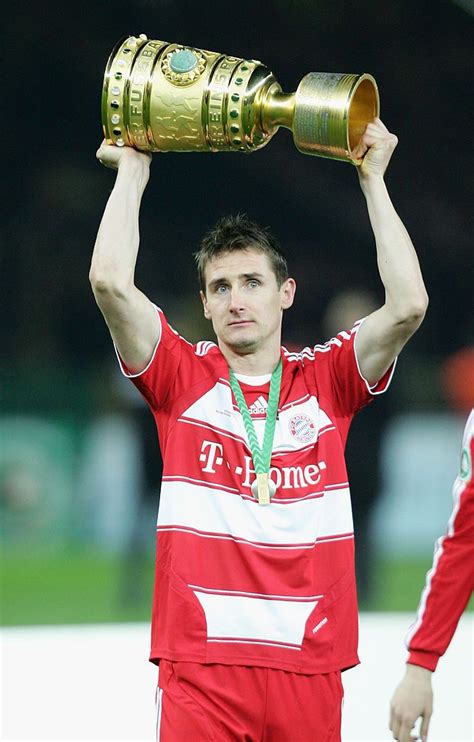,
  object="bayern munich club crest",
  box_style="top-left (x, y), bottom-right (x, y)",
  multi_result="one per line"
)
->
top-left (288, 413), bottom-right (316, 443)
